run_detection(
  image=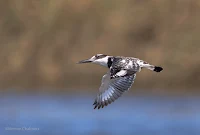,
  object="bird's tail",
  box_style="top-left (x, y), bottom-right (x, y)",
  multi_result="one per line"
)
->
top-left (138, 60), bottom-right (163, 72)
top-left (153, 66), bottom-right (163, 72)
